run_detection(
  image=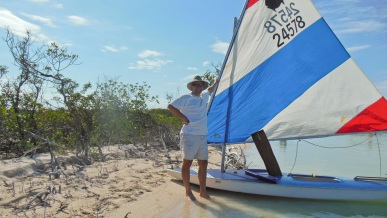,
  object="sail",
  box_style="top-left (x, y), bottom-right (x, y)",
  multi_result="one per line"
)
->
top-left (207, 0), bottom-right (387, 143)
